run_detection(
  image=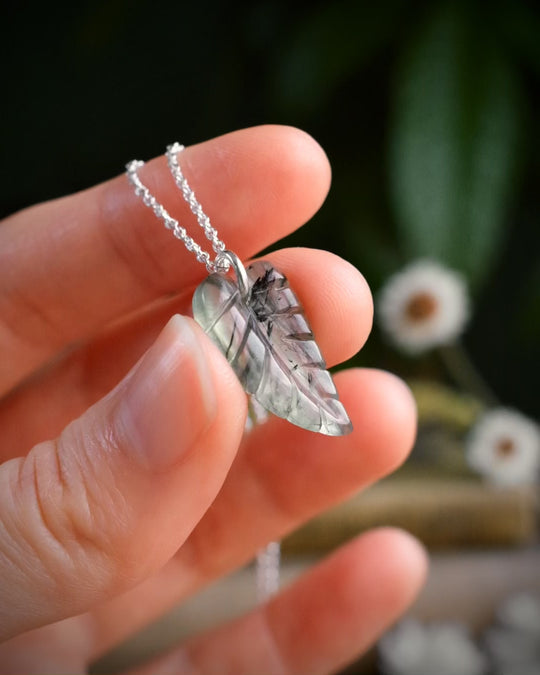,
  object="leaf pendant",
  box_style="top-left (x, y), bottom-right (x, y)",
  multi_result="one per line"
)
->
top-left (192, 258), bottom-right (352, 436)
